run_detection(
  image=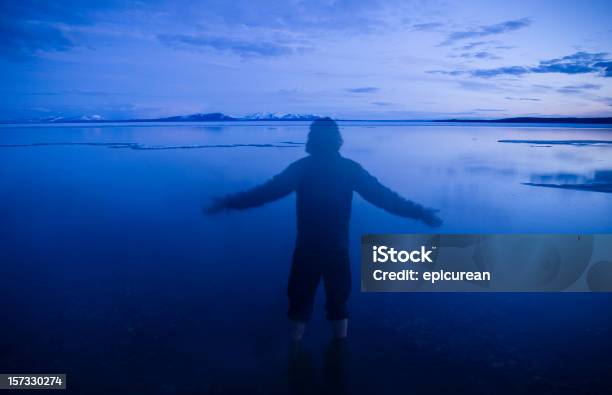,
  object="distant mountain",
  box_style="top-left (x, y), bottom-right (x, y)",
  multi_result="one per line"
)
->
top-left (148, 112), bottom-right (320, 122)
top-left (151, 112), bottom-right (237, 121)
top-left (2, 112), bottom-right (322, 123)
top-left (242, 112), bottom-right (321, 121)
top-left (436, 117), bottom-right (612, 124)
top-left (34, 114), bottom-right (105, 123)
